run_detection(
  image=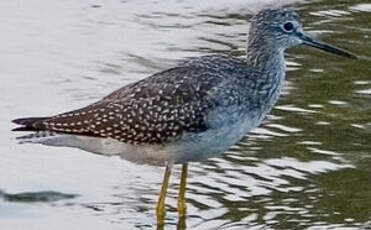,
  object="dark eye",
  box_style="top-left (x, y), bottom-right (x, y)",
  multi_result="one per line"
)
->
top-left (283, 22), bottom-right (294, 32)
